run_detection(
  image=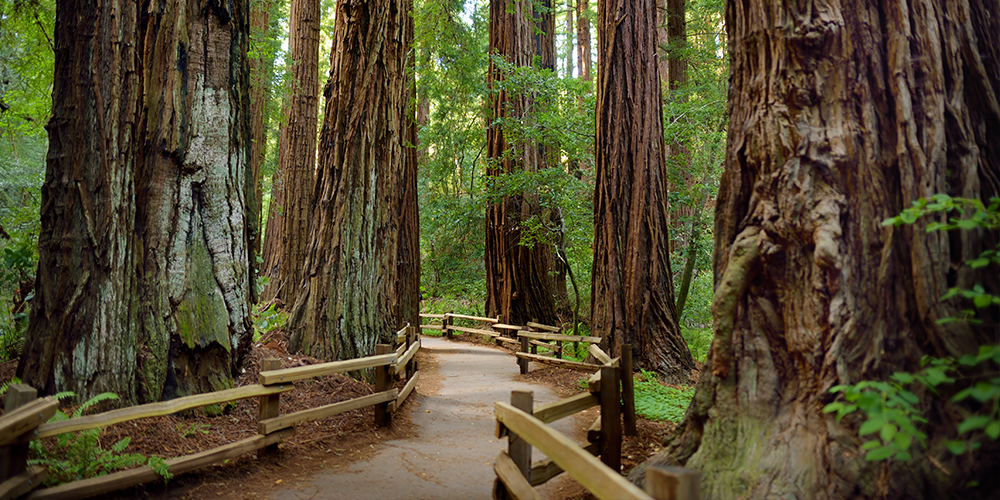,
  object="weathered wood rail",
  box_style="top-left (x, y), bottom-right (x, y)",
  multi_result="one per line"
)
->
top-left (0, 325), bottom-right (423, 500)
top-left (419, 313), bottom-right (605, 374)
top-left (492, 344), bottom-right (699, 500)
